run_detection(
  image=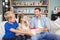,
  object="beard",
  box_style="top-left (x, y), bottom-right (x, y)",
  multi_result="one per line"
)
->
top-left (35, 14), bottom-right (40, 17)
